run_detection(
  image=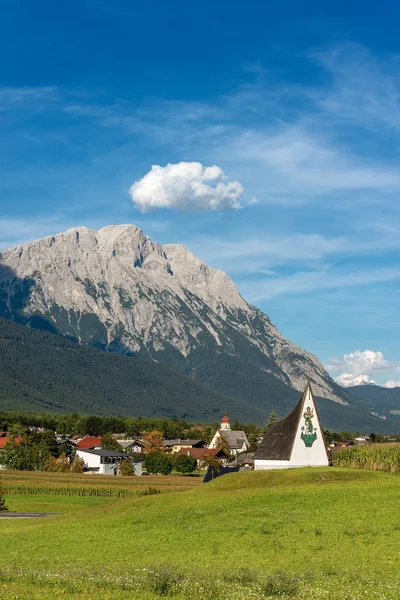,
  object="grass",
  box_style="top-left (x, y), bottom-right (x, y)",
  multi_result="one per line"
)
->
top-left (1, 468), bottom-right (400, 599)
